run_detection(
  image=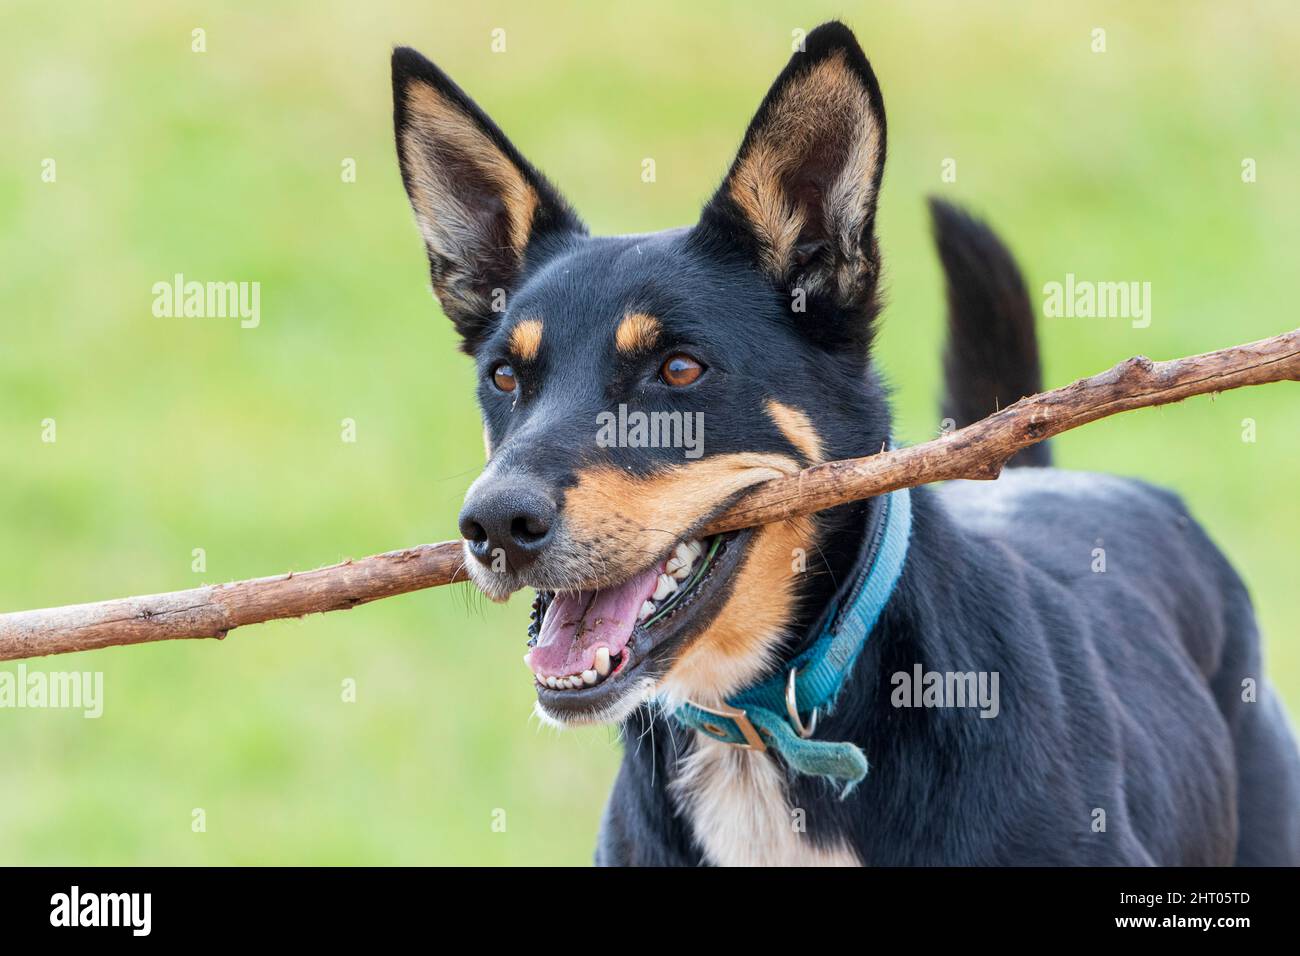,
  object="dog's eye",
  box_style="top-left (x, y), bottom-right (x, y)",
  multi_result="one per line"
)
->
top-left (660, 353), bottom-right (705, 387)
top-left (491, 363), bottom-right (518, 393)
